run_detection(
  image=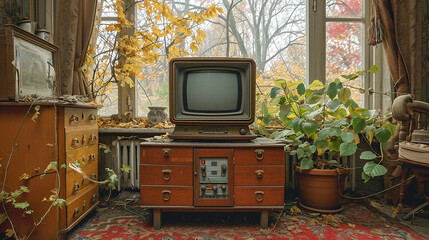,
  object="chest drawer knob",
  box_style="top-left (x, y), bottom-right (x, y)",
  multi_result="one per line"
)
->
top-left (74, 183), bottom-right (80, 192)
top-left (91, 194), bottom-right (97, 203)
top-left (74, 208), bottom-right (79, 217)
top-left (161, 190), bottom-right (171, 201)
top-left (89, 153), bottom-right (96, 161)
top-left (70, 115), bottom-right (79, 124)
top-left (255, 191), bottom-right (264, 202)
top-left (89, 134), bottom-right (97, 143)
top-left (255, 170), bottom-right (264, 179)
top-left (255, 149), bottom-right (265, 160)
top-left (72, 138), bottom-right (80, 146)
top-left (90, 173), bottom-right (97, 180)
top-left (161, 169), bottom-right (172, 181)
top-left (89, 114), bottom-right (97, 122)
top-left (82, 200), bottom-right (87, 209)
top-left (162, 148), bottom-right (171, 158)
